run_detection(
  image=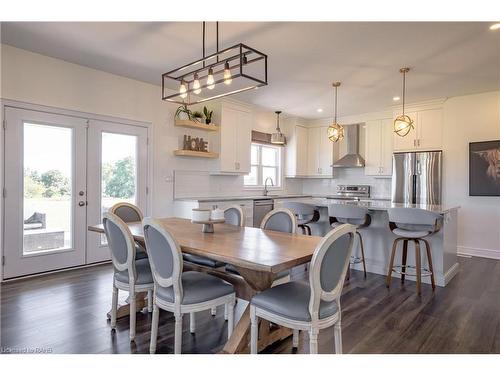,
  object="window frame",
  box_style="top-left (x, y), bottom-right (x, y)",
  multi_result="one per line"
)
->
top-left (244, 143), bottom-right (282, 189)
